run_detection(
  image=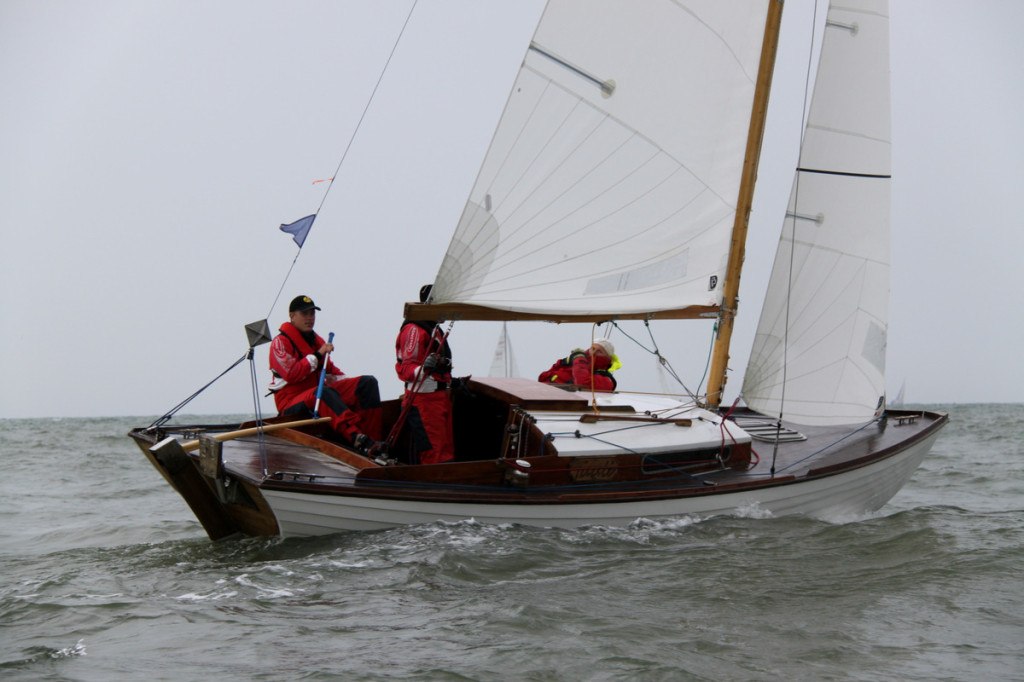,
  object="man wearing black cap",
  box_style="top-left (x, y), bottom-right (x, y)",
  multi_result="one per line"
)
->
top-left (269, 295), bottom-right (388, 461)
